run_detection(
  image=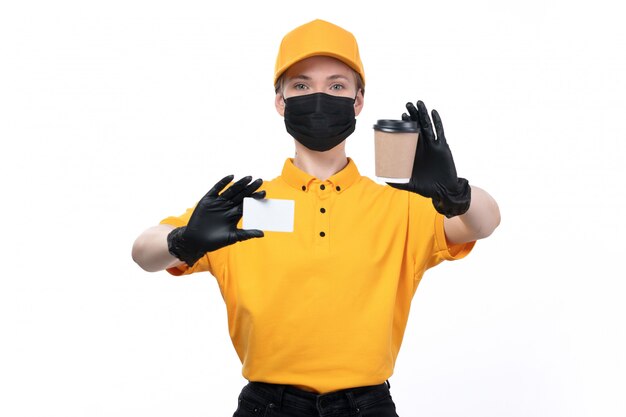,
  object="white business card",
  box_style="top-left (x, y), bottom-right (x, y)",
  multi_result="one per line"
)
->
top-left (243, 198), bottom-right (295, 233)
